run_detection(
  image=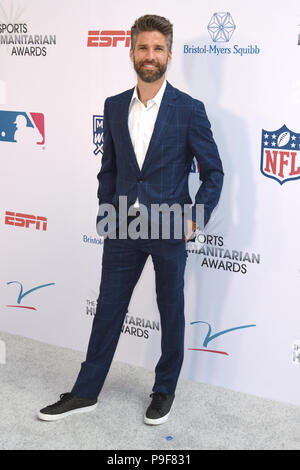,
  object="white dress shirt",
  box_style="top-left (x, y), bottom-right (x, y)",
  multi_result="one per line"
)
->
top-left (128, 79), bottom-right (167, 208)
